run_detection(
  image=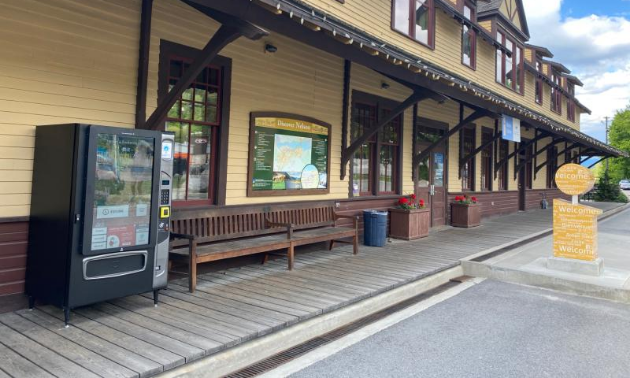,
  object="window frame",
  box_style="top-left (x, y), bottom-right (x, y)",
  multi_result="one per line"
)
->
top-left (391, 0), bottom-right (436, 49)
top-left (460, 126), bottom-right (476, 192)
top-left (495, 29), bottom-right (524, 94)
top-left (158, 40), bottom-right (232, 207)
top-left (350, 91), bottom-right (404, 198)
top-left (461, 1), bottom-right (477, 70)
